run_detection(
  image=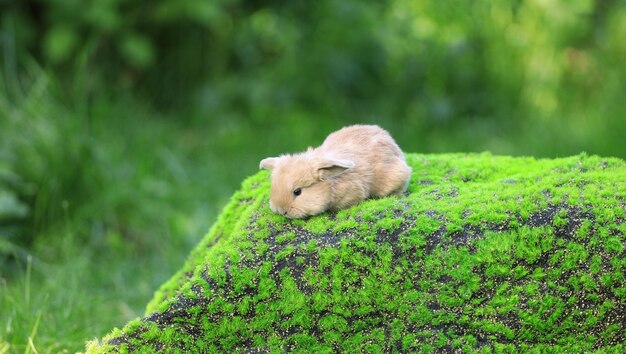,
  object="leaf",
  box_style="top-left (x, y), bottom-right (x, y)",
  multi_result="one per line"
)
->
top-left (43, 25), bottom-right (79, 63)
top-left (0, 190), bottom-right (28, 220)
top-left (119, 33), bottom-right (155, 69)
